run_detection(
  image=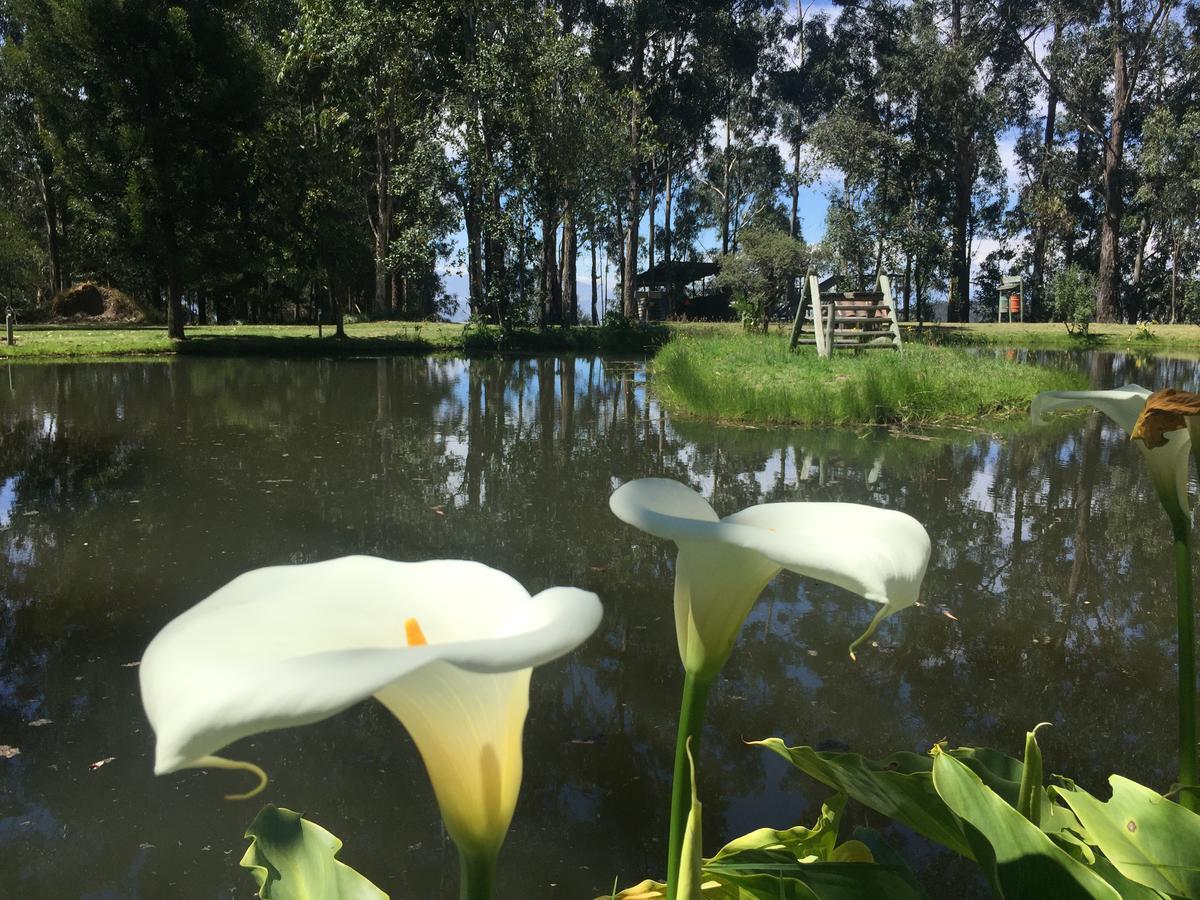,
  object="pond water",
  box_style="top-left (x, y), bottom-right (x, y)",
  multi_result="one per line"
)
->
top-left (2, 350), bottom-right (1199, 899)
